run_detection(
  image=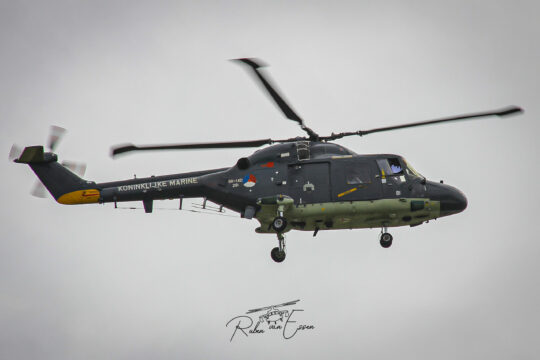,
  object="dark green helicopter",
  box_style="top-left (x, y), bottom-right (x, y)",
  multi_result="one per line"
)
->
top-left (11, 58), bottom-right (523, 262)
